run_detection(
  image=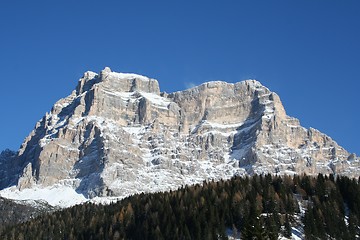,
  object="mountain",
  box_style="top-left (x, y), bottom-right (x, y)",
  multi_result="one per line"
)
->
top-left (0, 67), bottom-right (358, 206)
top-left (0, 196), bottom-right (55, 229)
